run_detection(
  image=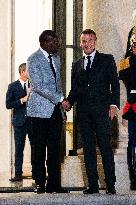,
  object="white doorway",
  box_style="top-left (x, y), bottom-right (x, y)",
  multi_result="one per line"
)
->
top-left (15, 0), bottom-right (52, 77)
